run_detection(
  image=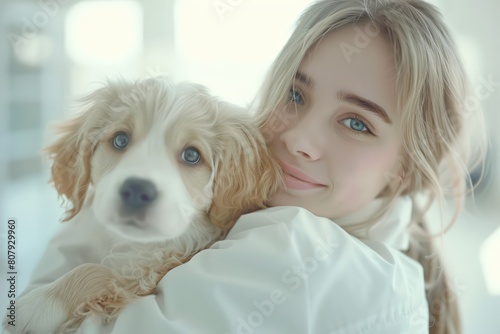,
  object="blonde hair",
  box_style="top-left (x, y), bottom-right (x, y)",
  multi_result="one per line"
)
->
top-left (254, 0), bottom-right (488, 333)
